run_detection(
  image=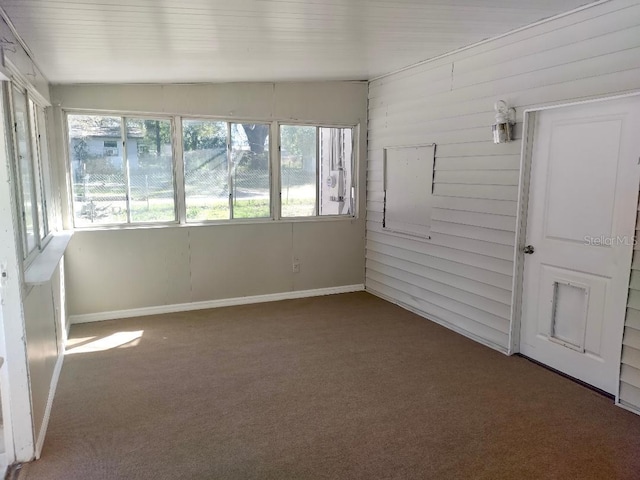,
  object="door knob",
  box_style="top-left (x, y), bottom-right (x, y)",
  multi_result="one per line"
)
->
top-left (523, 245), bottom-right (535, 254)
